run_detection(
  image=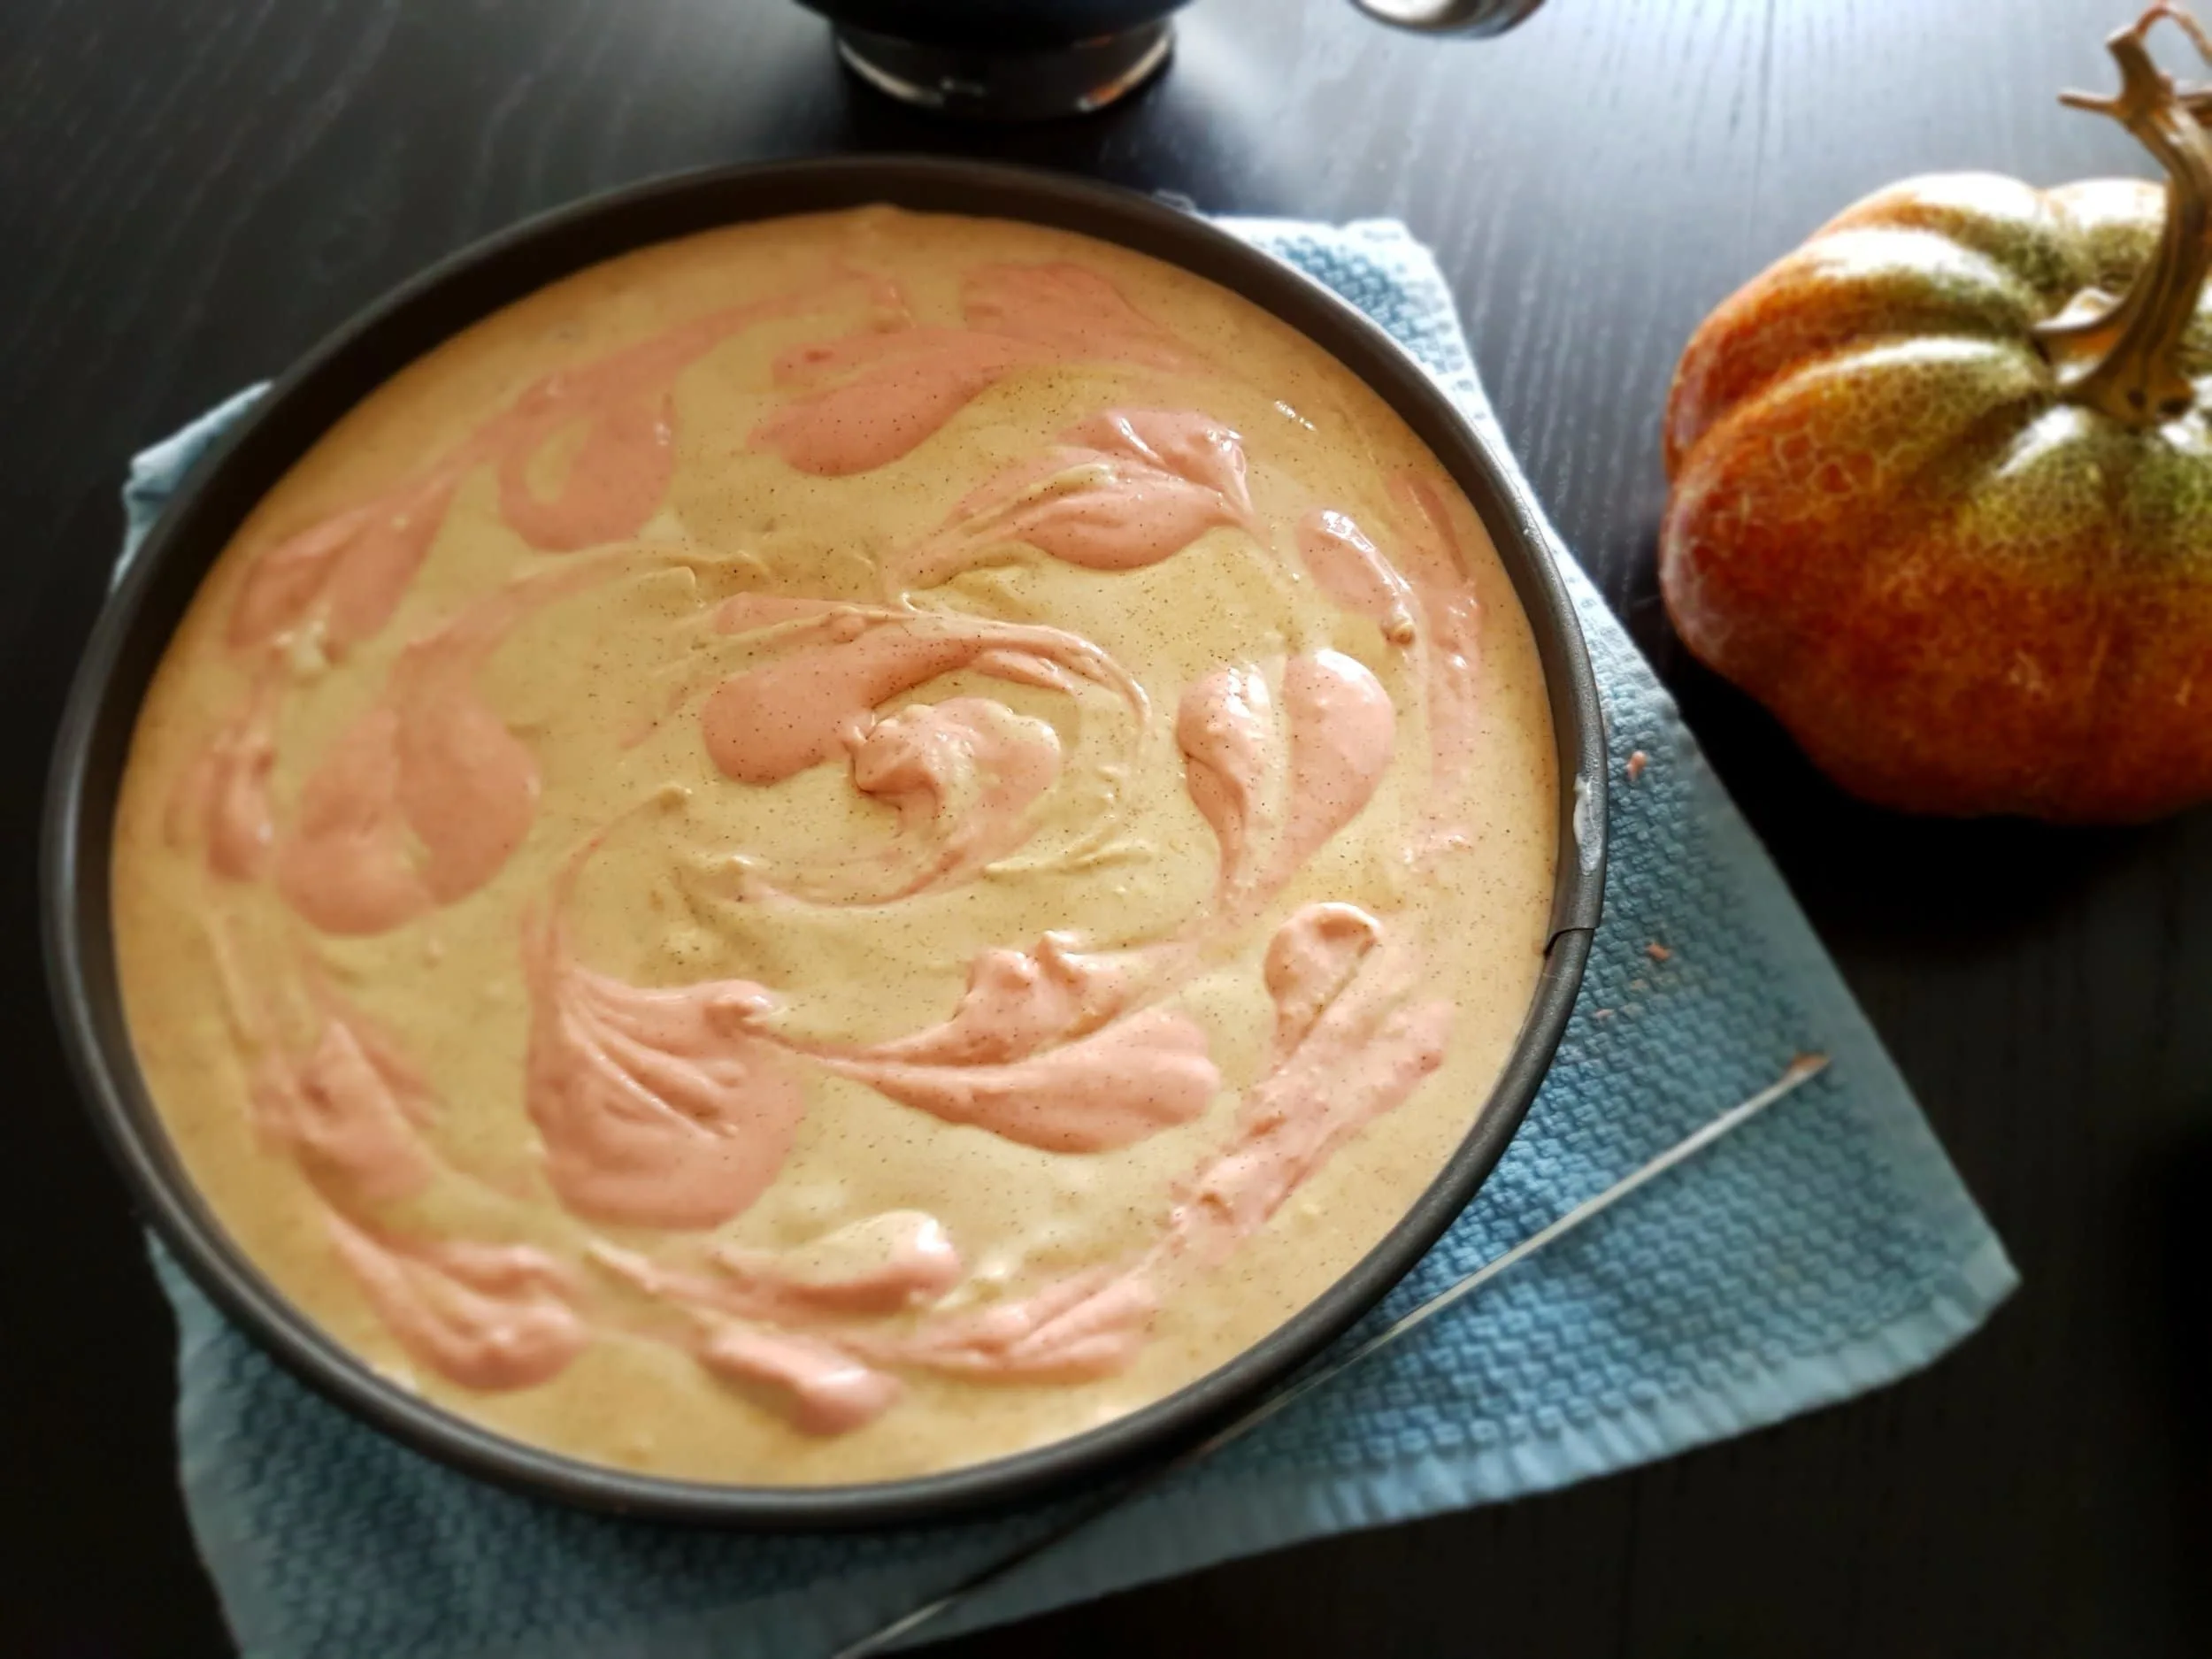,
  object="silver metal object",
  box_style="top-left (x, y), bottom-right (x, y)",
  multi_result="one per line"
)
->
top-left (829, 1051), bottom-right (1833, 1659)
